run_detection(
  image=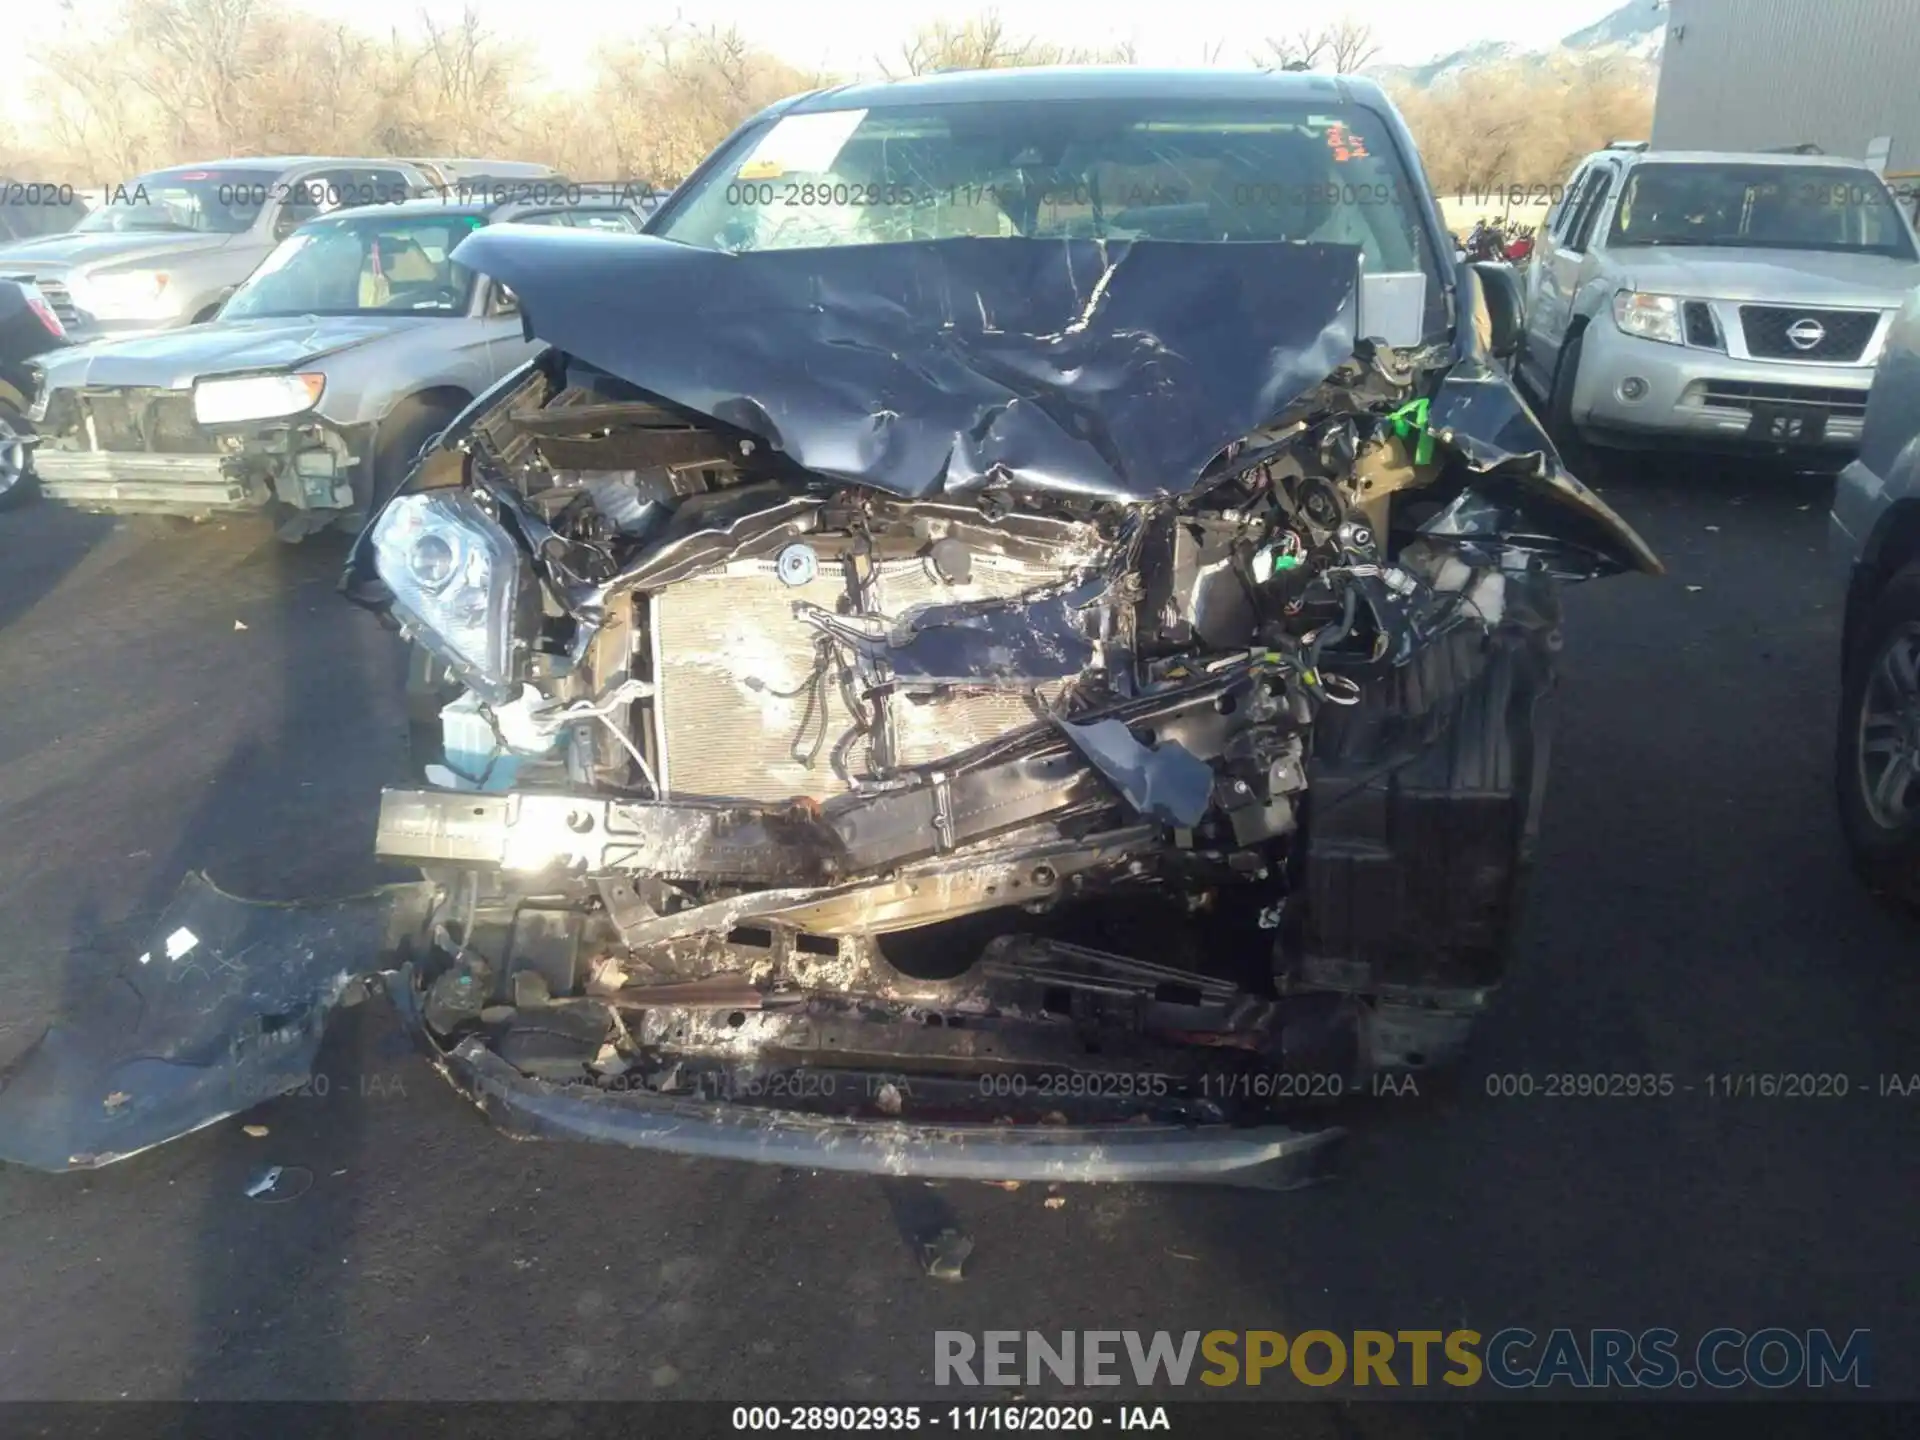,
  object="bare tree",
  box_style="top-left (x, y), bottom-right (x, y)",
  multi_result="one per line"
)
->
top-left (1257, 16), bottom-right (1380, 74)
top-left (881, 10), bottom-right (1136, 77)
